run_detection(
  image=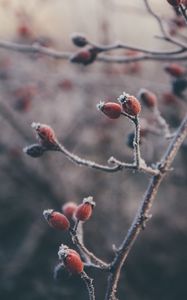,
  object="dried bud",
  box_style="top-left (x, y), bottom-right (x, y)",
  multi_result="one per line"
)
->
top-left (62, 202), bottom-right (78, 219)
top-left (172, 77), bottom-right (187, 96)
top-left (71, 33), bottom-right (88, 47)
top-left (31, 122), bottom-right (57, 148)
top-left (58, 245), bottom-right (83, 274)
top-left (164, 63), bottom-right (186, 77)
top-left (118, 93), bottom-right (141, 116)
top-left (43, 209), bottom-right (70, 231)
top-left (167, 0), bottom-right (182, 6)
top-left (75, 196), bottom-right (95, 222)
top-left (70, 47), bottom-right (98, 65)
top-left (23, 144), bottom-right (45, 158)
top-left (138, 88), bottom-right (157, 108)
top-left (97, 101), bottom-right (122, 119)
